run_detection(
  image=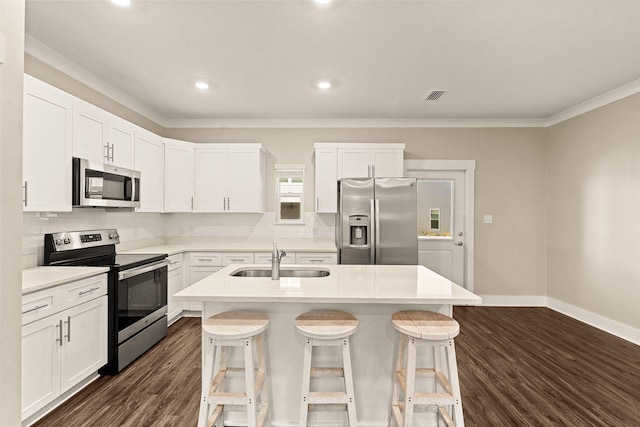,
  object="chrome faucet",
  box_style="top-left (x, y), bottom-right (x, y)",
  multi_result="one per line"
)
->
top-left (271, 242), bottom-right (286, 280)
